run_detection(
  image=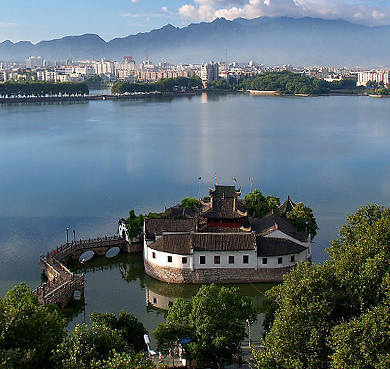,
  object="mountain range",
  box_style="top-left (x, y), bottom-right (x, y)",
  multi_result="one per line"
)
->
top-left (1, 17), bottom-right (390, 67)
